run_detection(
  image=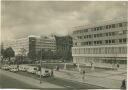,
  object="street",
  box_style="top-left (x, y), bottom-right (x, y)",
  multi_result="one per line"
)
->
top-left (0, 70), bottom-right (104, 89)
top-left (16, 71), bottom-right (105, 89)
top-left (0, 74), bottom-right (38, 89)
top-left (40, 77), bottom-right (105, 89)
